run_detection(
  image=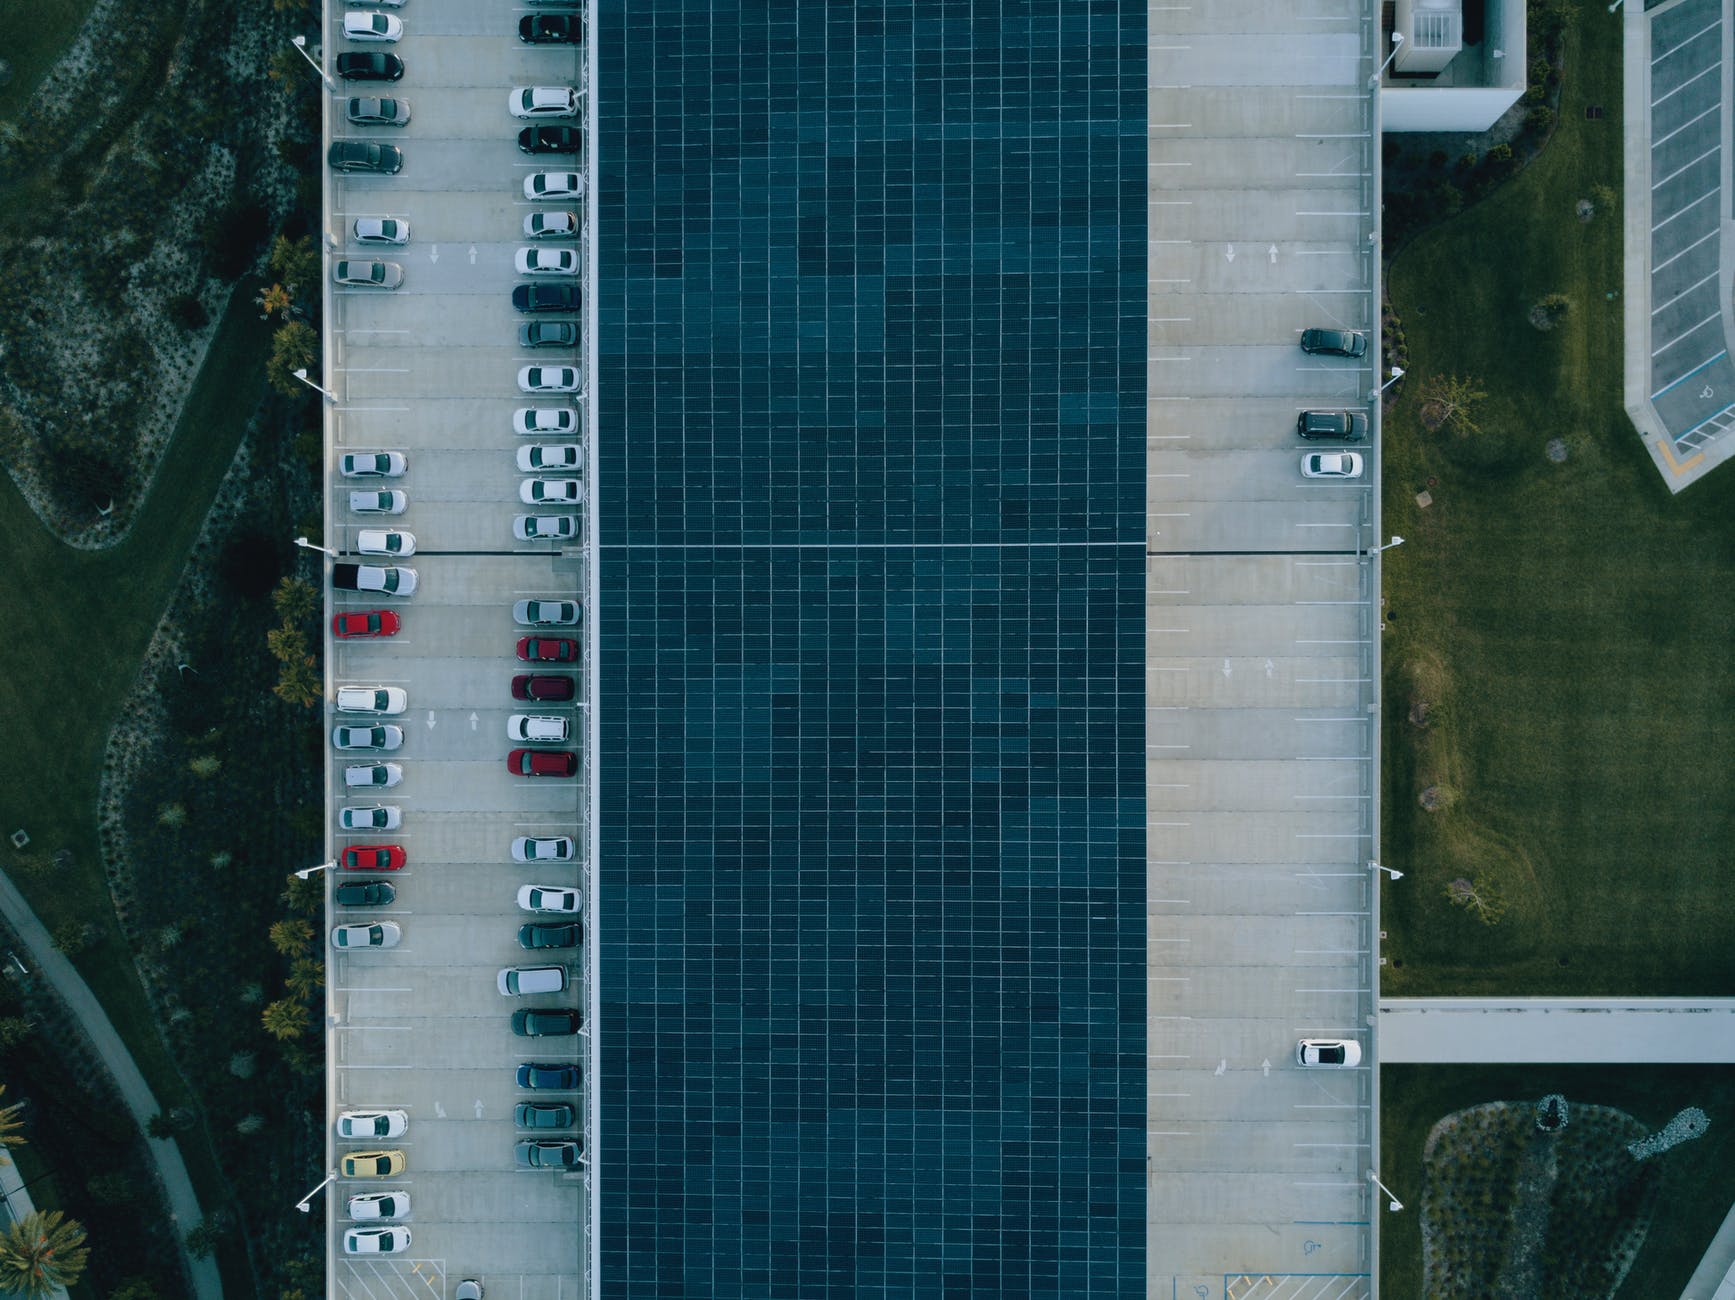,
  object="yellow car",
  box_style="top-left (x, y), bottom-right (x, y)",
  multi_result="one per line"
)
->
top-left (342, 1150), bottom-right (406, 1179)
